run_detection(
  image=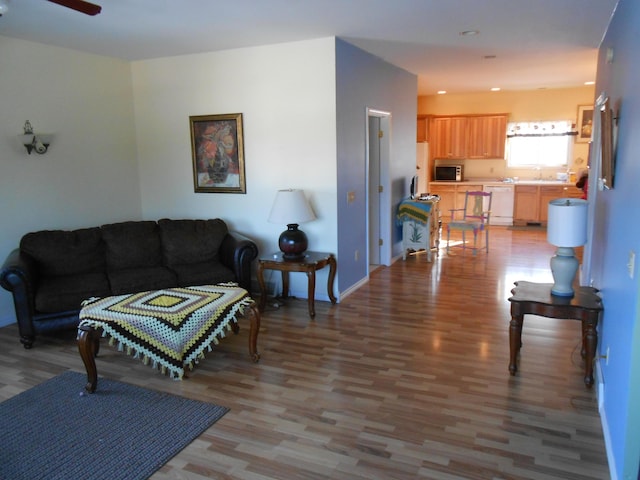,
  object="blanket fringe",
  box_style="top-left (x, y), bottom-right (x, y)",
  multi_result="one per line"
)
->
top-left (78, 291), bottom-right (255, 382)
